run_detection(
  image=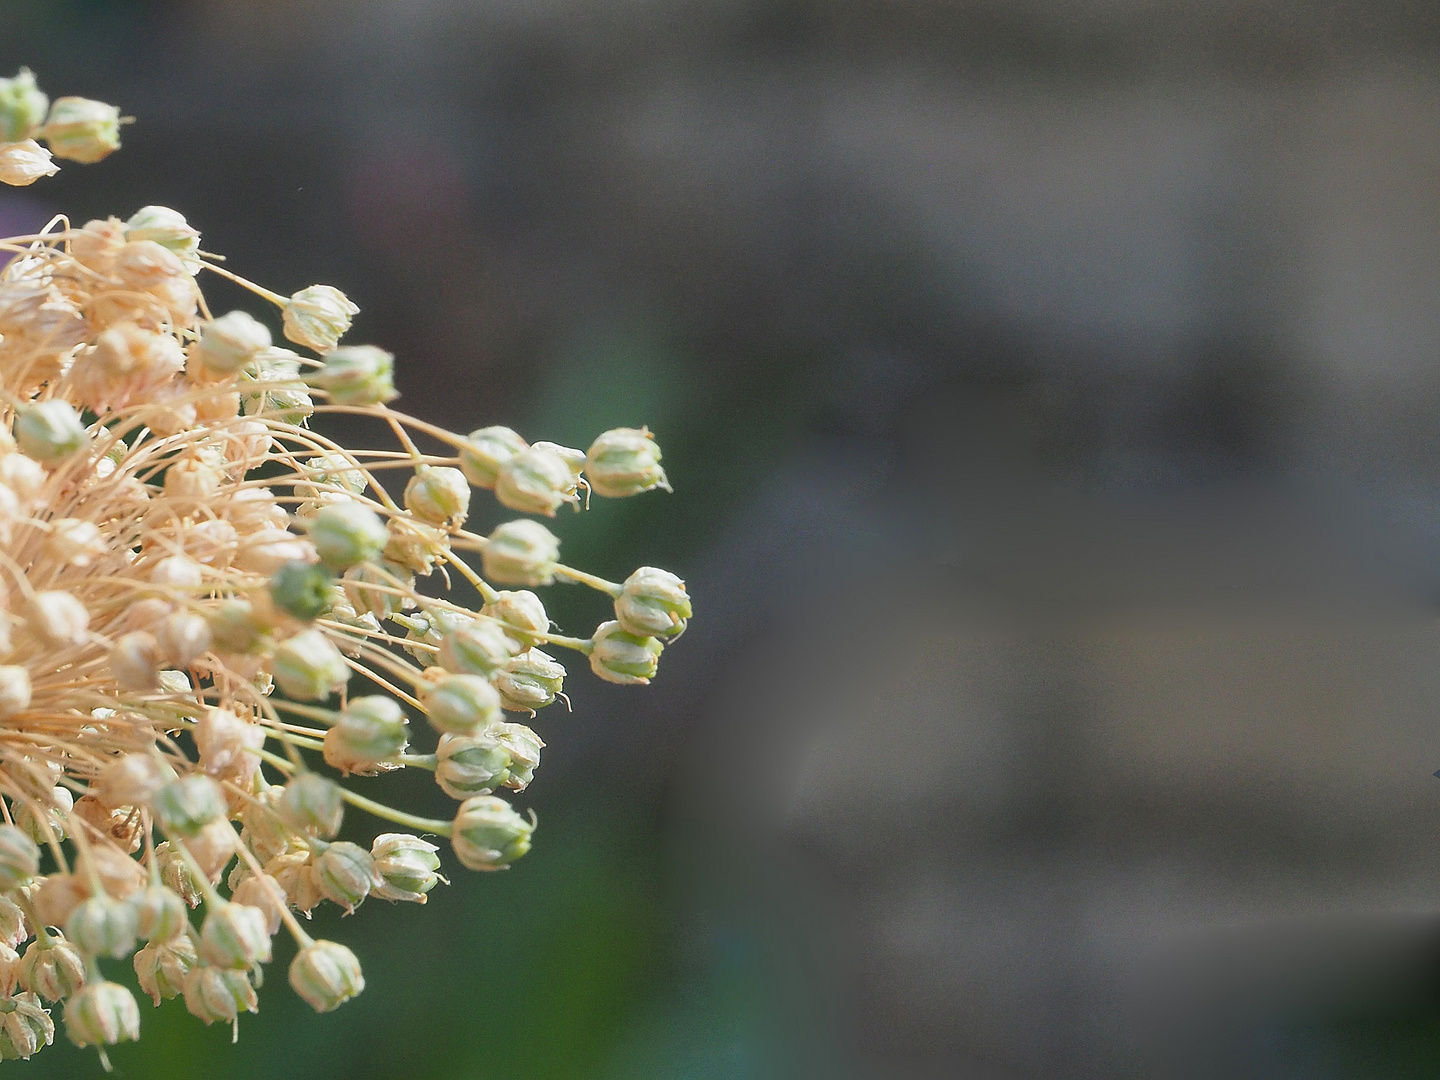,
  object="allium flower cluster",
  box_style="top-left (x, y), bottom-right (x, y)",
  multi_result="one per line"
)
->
top-left (0, 71), bottom-right (692, 1063)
